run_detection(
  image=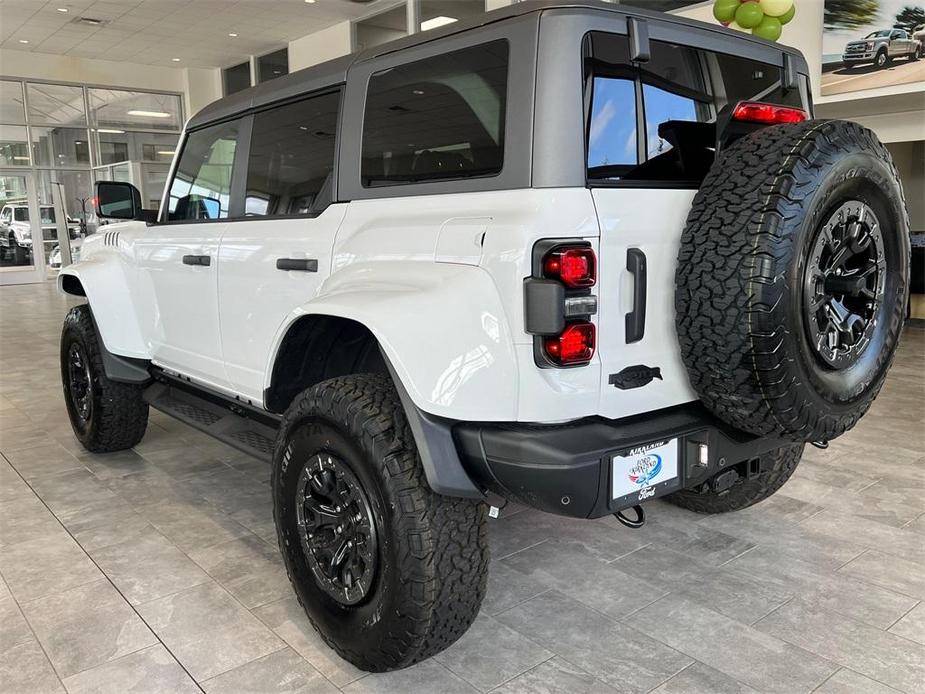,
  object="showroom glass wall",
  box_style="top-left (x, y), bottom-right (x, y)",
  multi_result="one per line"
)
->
top-left (0, 78), bottom-right (182, 276)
